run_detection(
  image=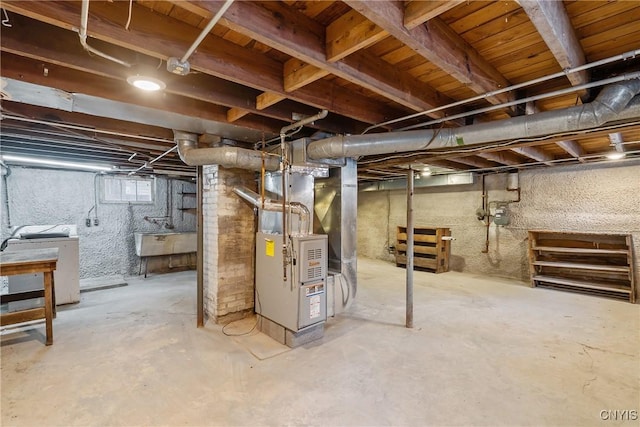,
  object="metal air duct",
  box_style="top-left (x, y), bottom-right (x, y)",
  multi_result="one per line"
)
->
top-left (307, 80), bottom-right (640, 159)
top-left (174, 130), bottom-right (279, 171)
